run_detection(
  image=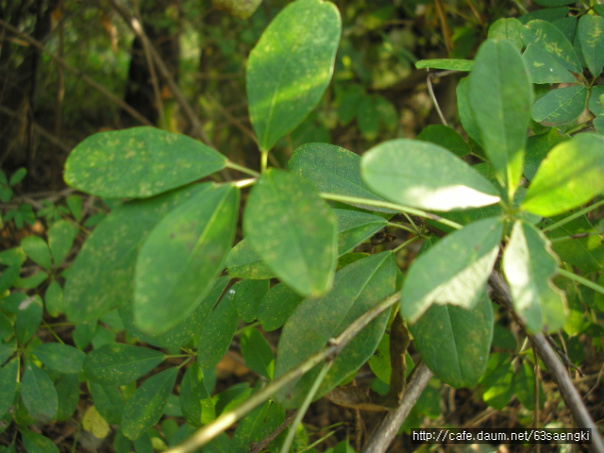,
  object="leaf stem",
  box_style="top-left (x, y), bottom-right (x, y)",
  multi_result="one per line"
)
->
top-left (225, 161), bottom-right (260, 178)
top-left (320, 192), bottom-right (463, 230)
top-left (541, 199), bottom-right (604, 233)
top-left (393, 235), bottom-right (421, 254)
top-left (386, 221), bottom-right (420, 236)
top-left (558, 268), bottom-right (604, 296)
top-left (261, 151), bottom-right (269, 174)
